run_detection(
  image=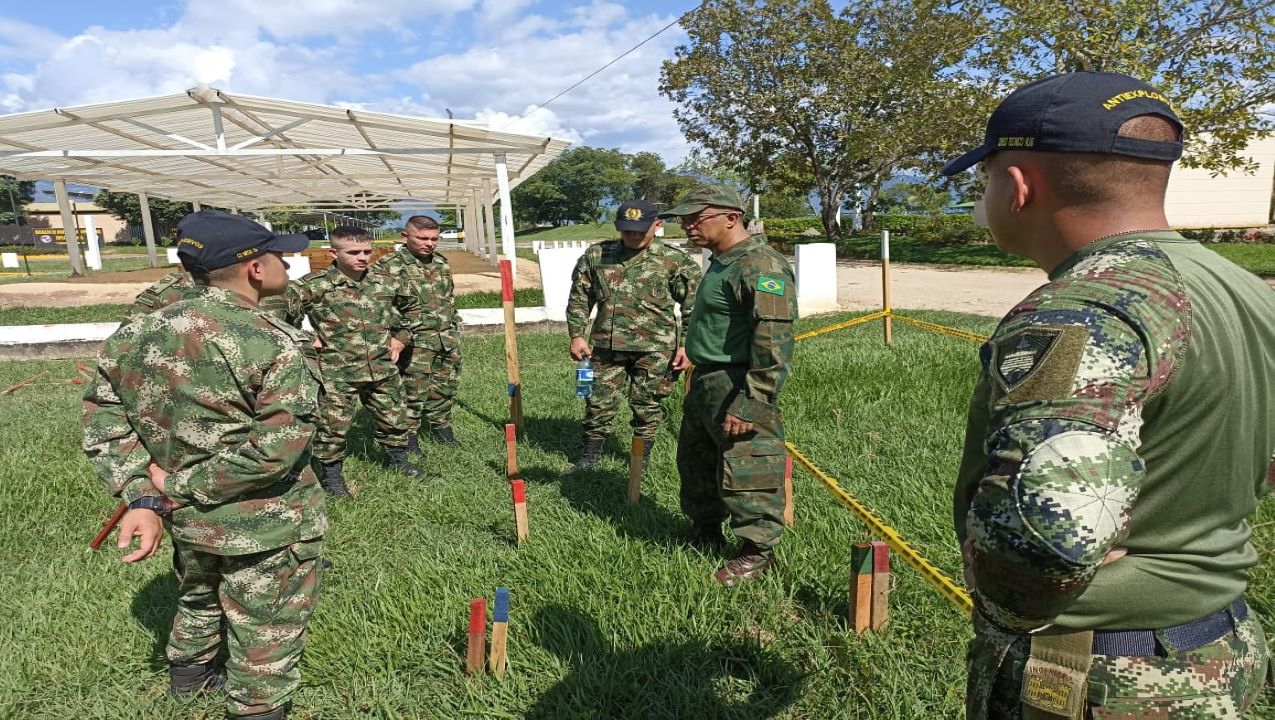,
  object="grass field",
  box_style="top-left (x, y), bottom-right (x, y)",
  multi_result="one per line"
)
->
top-left (0, 310), bottom-right (1271, 718)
